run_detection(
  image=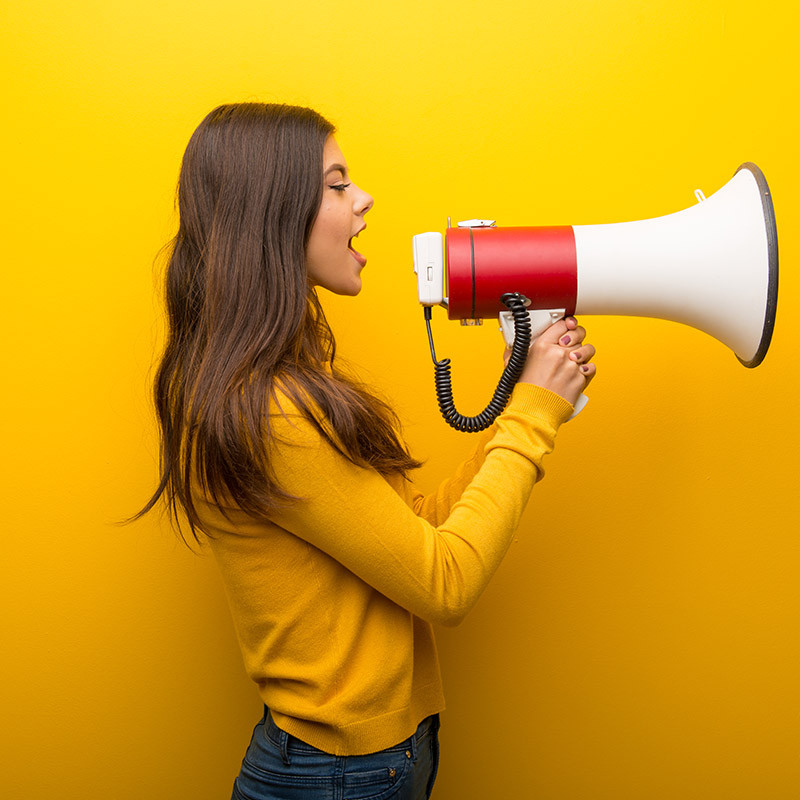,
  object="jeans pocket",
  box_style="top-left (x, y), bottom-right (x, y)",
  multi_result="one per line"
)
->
top-left (235, 761), bottom-right (334, 800)
top-left (341, 747), bottom-right (413, 800)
